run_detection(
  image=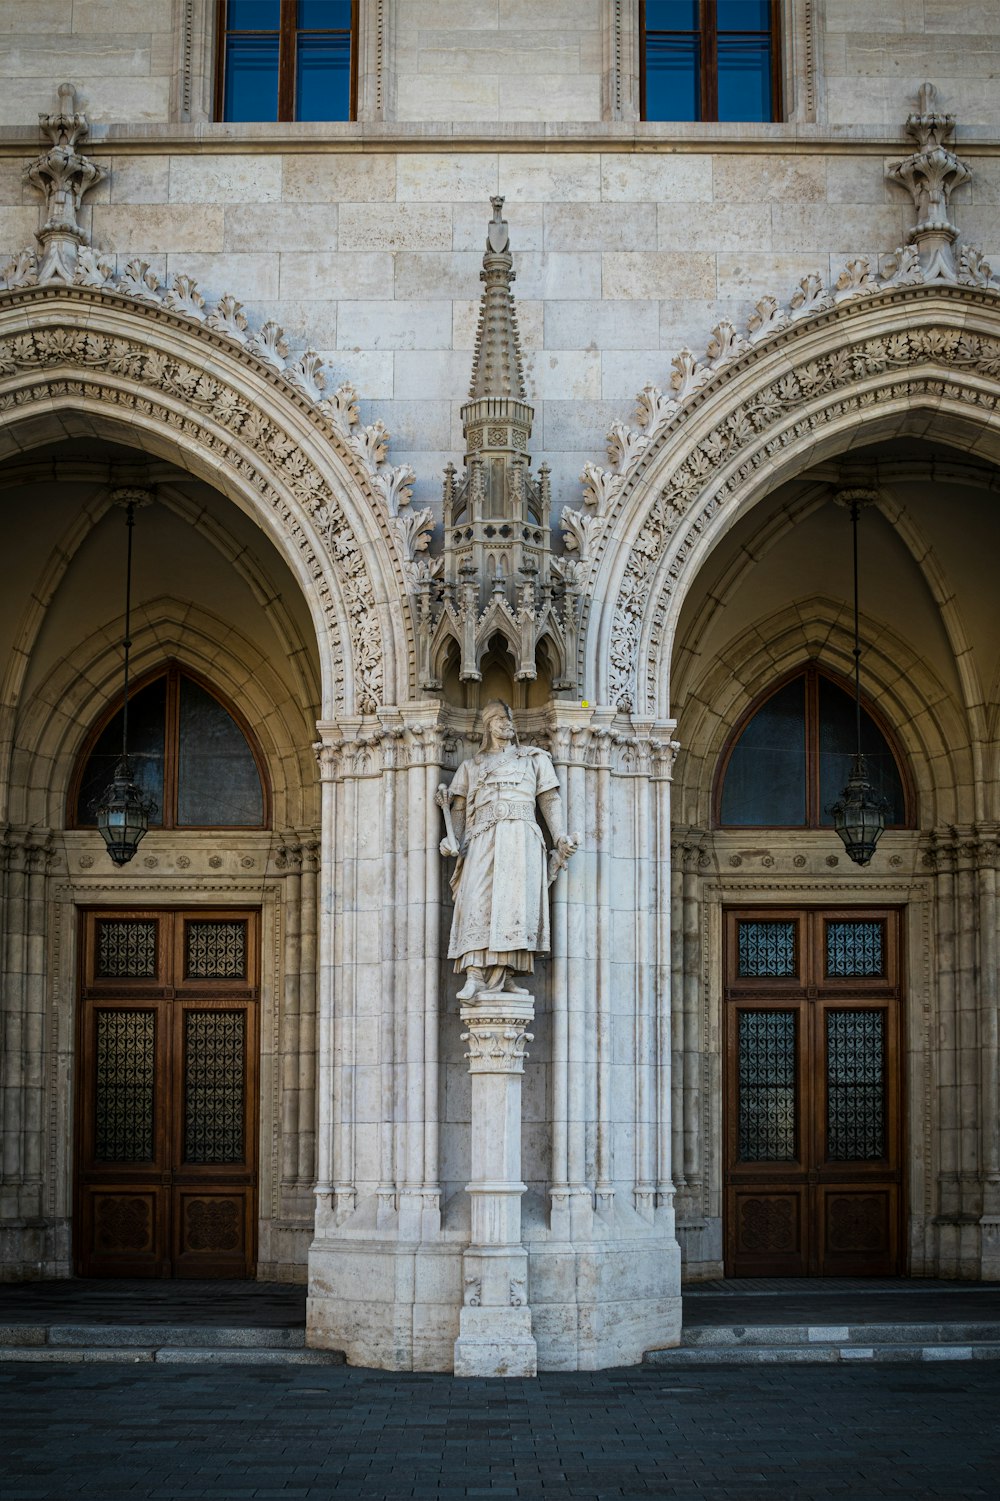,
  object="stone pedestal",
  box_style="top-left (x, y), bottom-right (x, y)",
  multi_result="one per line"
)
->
top-left (453, 990), bottom-right (538, 1378)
